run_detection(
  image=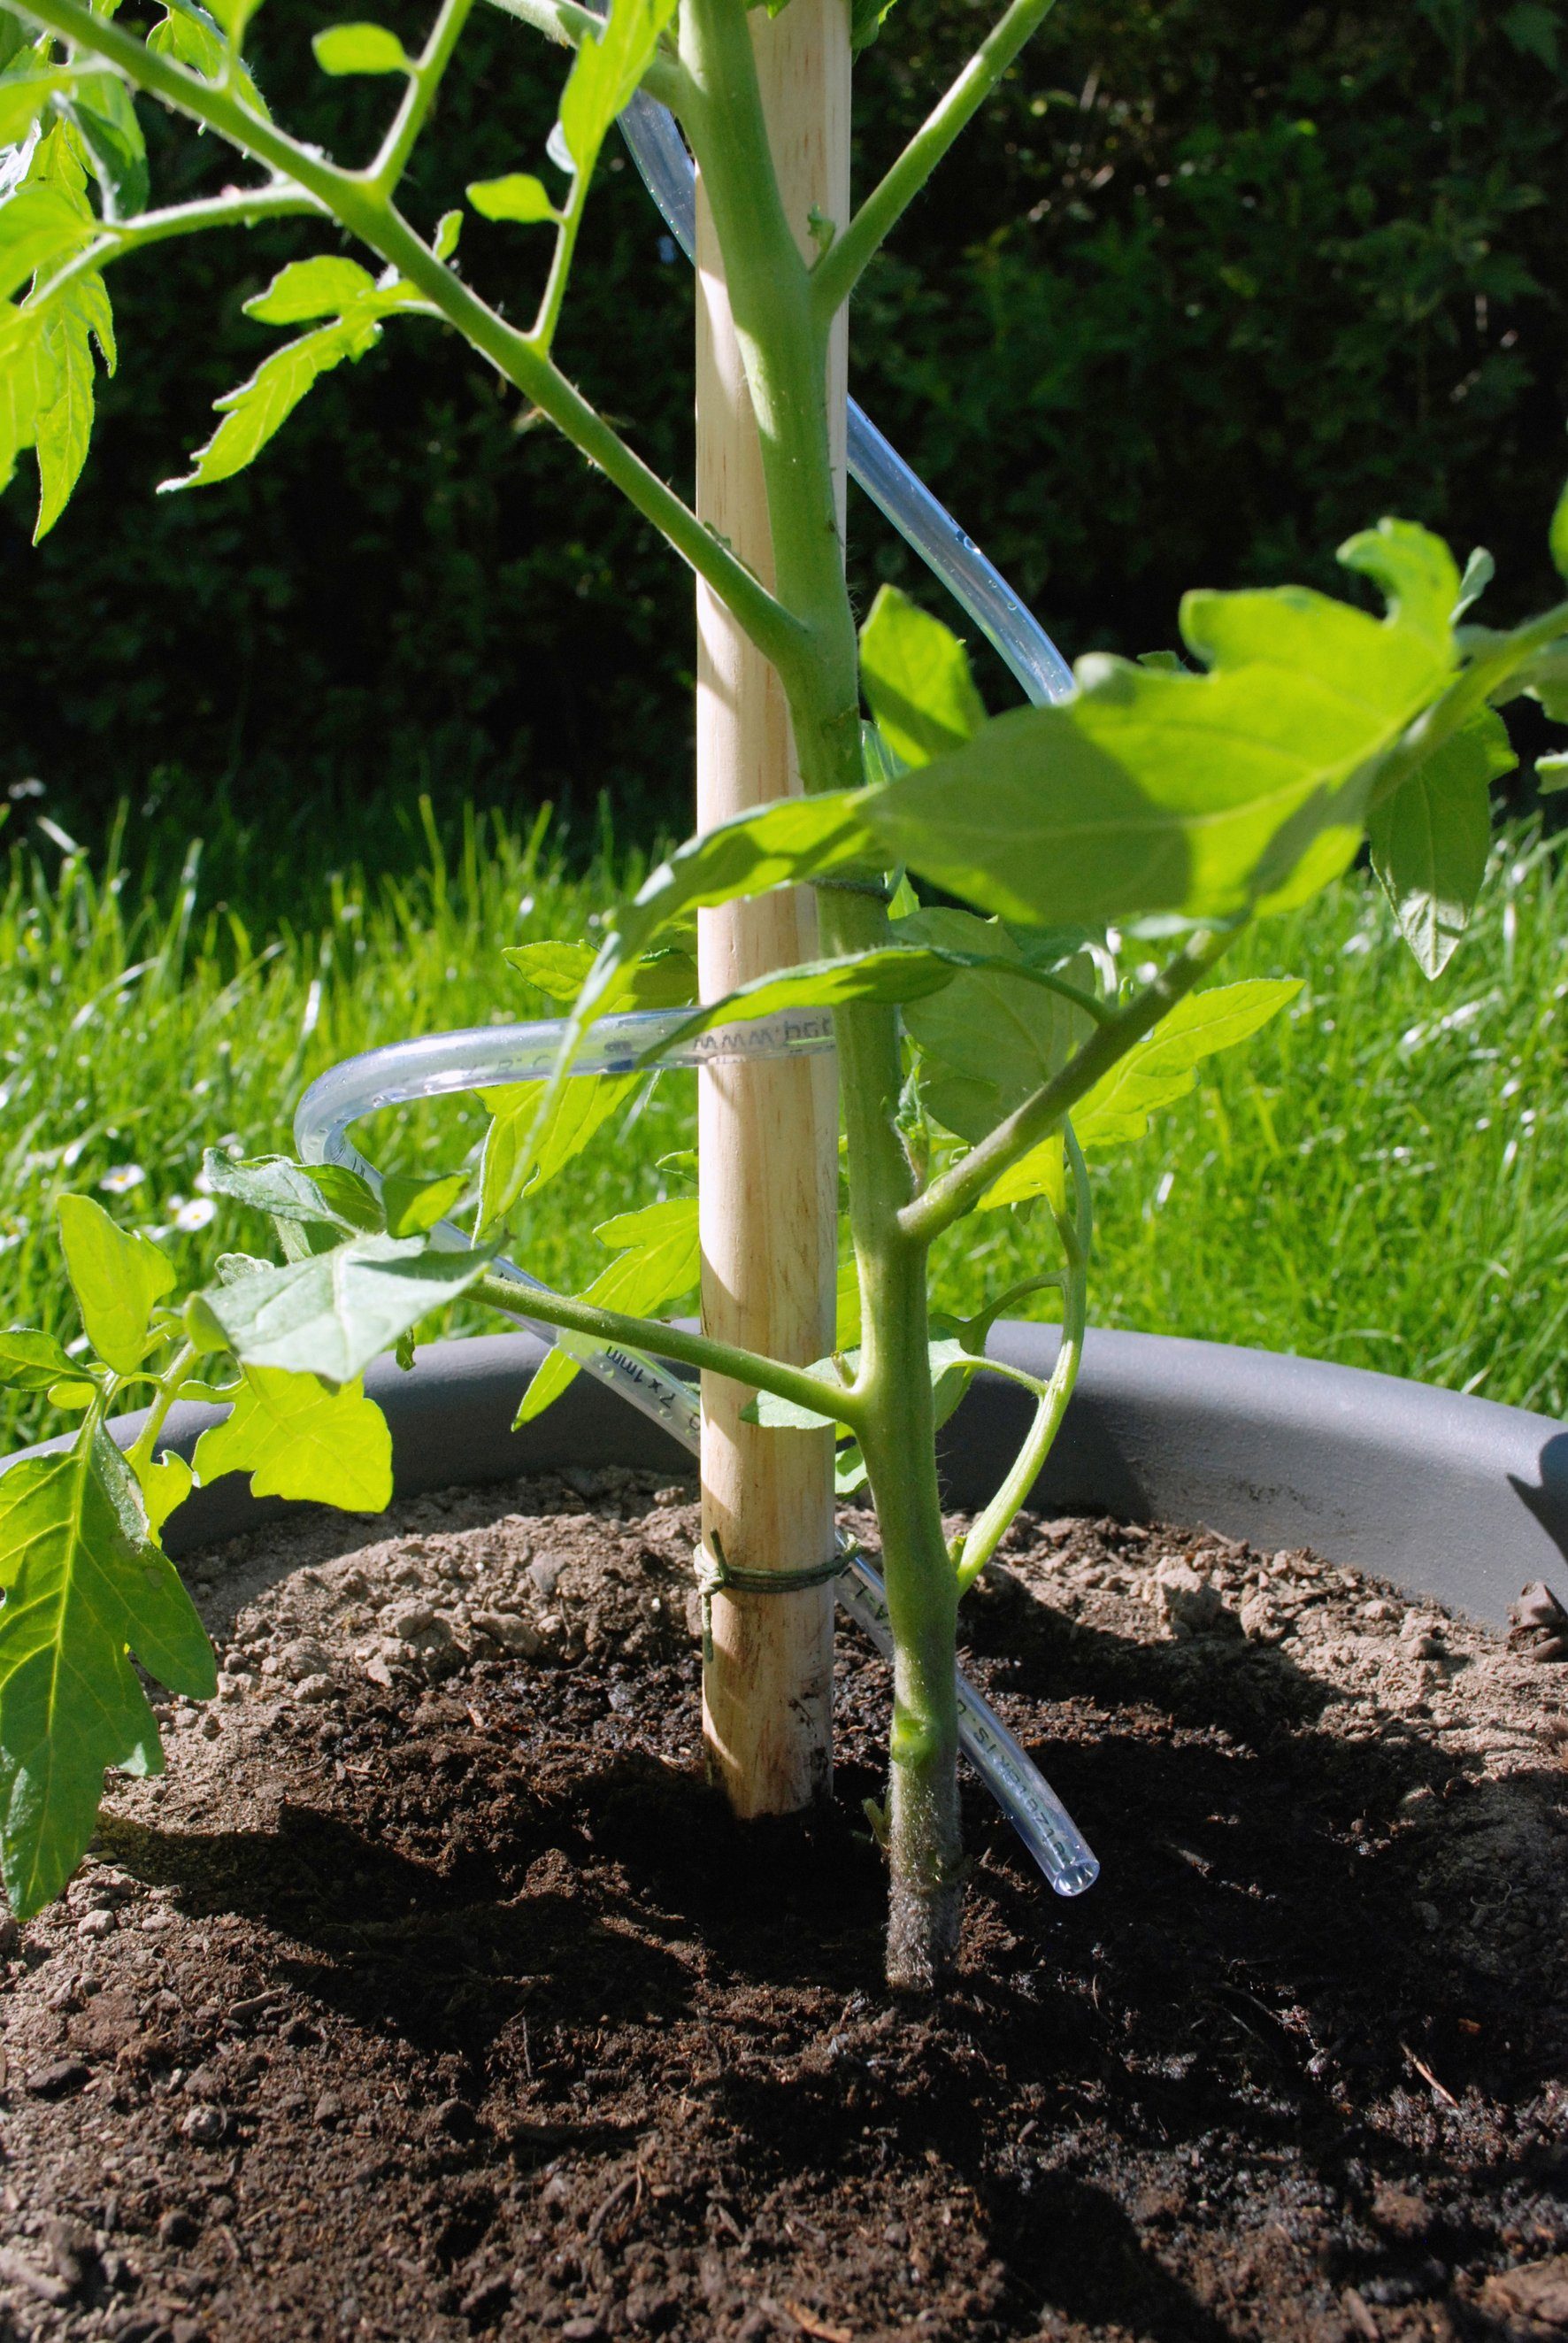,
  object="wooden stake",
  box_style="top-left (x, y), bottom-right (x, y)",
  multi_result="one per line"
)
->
top-left (695, 0), bottom-right (849, 1816)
